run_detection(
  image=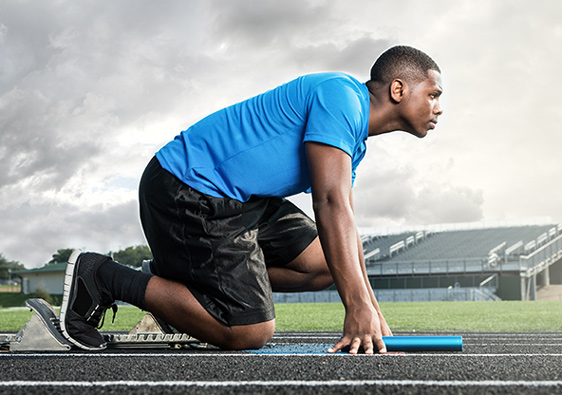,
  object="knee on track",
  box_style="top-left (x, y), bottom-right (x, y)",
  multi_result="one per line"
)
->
top-left (221, 320), bottom-right (275, 350)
